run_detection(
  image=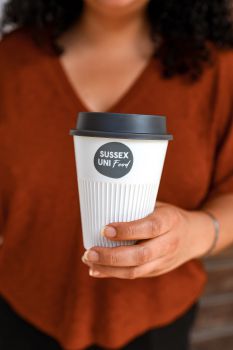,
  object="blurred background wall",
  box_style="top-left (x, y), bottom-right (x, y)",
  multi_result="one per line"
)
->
top-left (0, 0), bottom-right (5, 11)
top-left (0, 0), bottom-right (5, 21)
top-left (191, 247), bottom-right (233, 350)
